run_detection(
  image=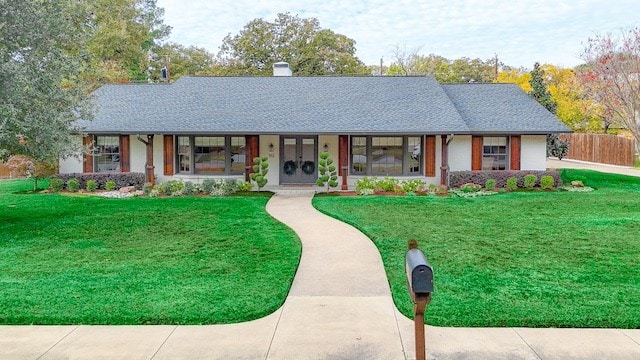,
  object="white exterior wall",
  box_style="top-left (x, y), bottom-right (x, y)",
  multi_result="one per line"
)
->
top-left (520, 135), bottom-right (547, 170)
top-left (59, 135), bottom-right (84, 173)
top-left (129, 135), bottom-right (147, 176)
top-left (448, 135), bottom-right (472, 172)
top-left (260, 134), bottom-right (280, 186)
